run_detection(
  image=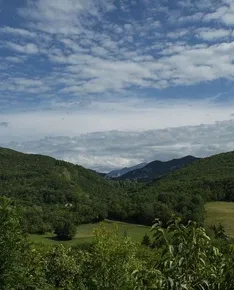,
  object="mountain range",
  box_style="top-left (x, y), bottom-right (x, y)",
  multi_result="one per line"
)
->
top-left (106, 156), bottom-right (200, 181)
top-left (1, 146), bottom-right (234, 230)
top-left (106, 163), bottom-right (147, 178)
